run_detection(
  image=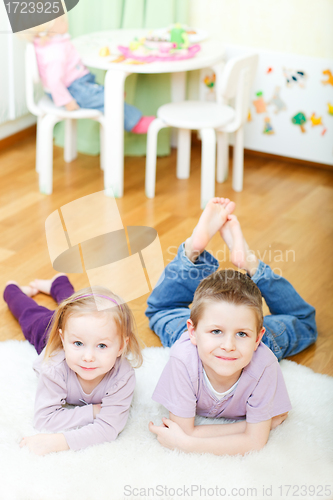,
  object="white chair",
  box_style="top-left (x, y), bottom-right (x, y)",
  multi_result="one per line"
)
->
top-left (25, 43), bottom-right (105, 195)
top-left (145, 53), bottom-right (258, 207)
